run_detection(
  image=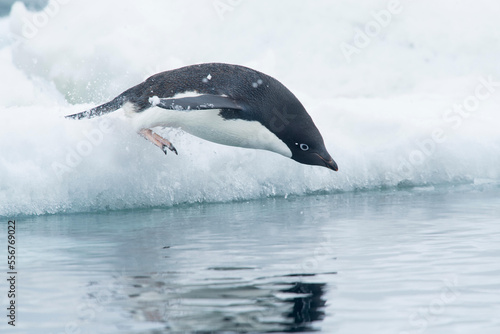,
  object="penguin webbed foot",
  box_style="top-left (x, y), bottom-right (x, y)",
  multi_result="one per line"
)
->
top-left (139, 128), bottom-right (178, 156)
